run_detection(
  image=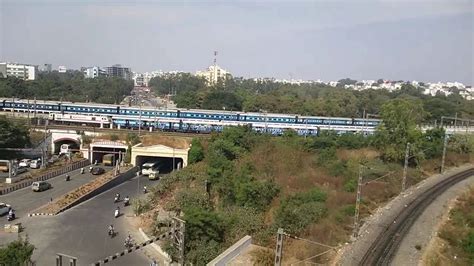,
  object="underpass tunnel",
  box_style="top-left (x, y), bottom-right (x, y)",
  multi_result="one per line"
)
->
top-left (135, 156), bottom-right (184, 174)
top-left (54, 139), bottom-right (80, 154)
top-left (91, 147), bottom-right (127, 165)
